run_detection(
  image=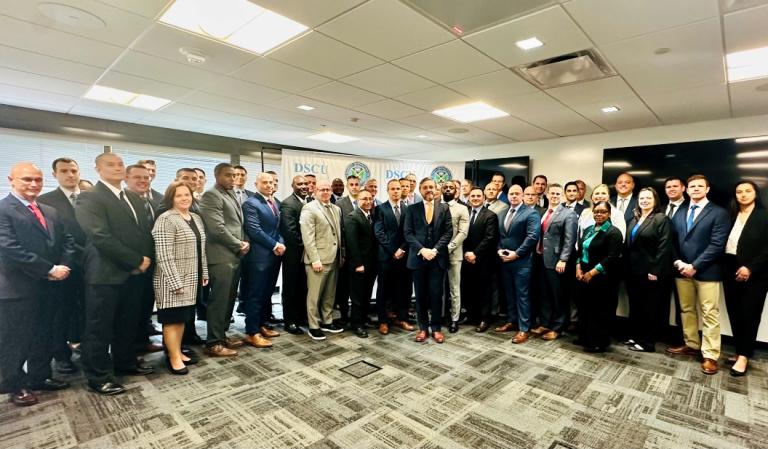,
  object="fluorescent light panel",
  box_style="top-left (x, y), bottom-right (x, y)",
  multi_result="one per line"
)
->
top-left (601, 106), bottom-right (620, 113)
top-left (727, 46), bottom-right (768, 82)
top-left (516, 37), bottom-right (544, 50)
top-left (307, 131), bottom-right (359, 144)
top-left (735, 135), bottom-right (768, 143)
top-left (297, 105), bottom-right (315, 111)
top-left (737, 150), bottom-right (768, 159)
top-left (432, 102), bottom-right (509, 123)
top-left (603, 161), bottom-right (631, 168)
top-left (159, 0), bottom-right (308, 55)
top-left (738, 163), bottom-right (768, 169)
top-left (84, 85), bottom-right (171, 110)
